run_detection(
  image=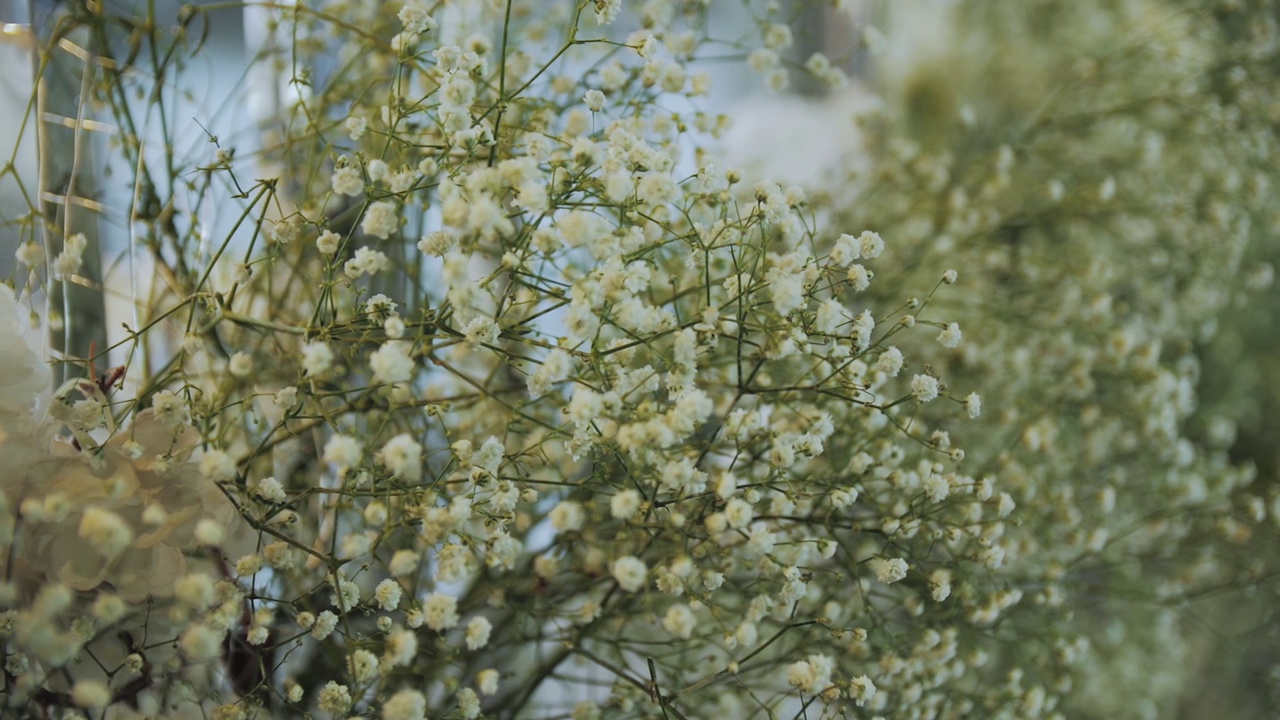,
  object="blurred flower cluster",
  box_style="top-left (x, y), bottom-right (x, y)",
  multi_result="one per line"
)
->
top-left (2, 0), bottom-right (1278, 718)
